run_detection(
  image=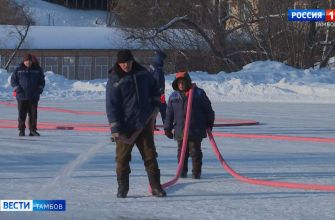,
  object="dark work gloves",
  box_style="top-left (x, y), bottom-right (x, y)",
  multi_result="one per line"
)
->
top-left (164, 130), bottom-right (173, 139)
top-left (207, 122), bottom-right (214, 131)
